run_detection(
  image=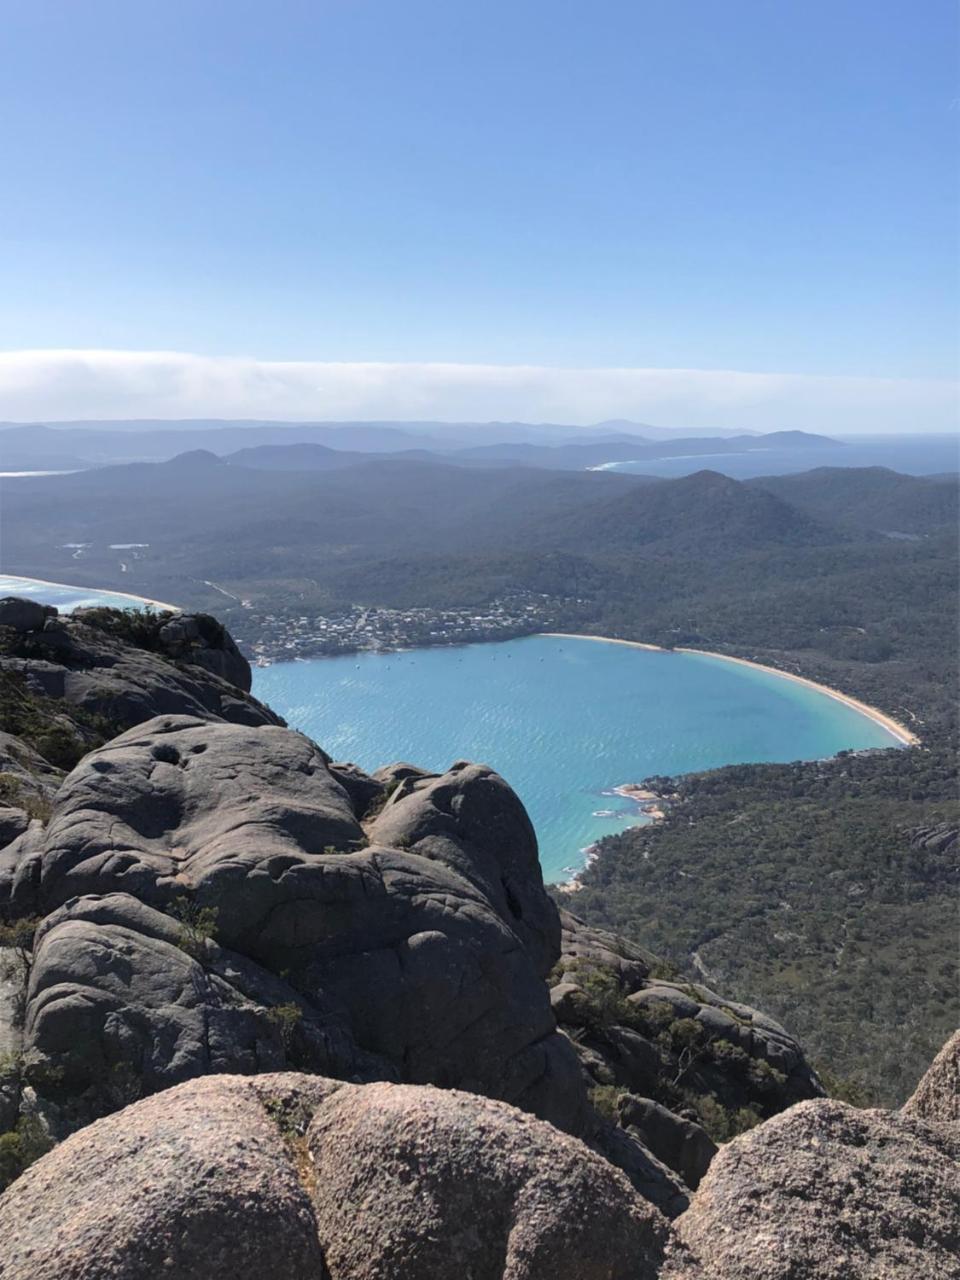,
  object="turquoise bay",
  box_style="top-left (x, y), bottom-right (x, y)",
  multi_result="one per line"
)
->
top-left (253, 635), bottom-right (900, 883)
